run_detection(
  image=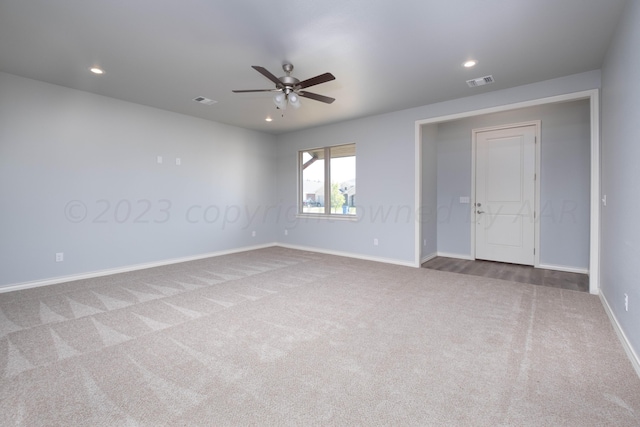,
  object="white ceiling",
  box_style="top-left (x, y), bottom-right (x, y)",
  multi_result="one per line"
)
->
top-left (0, 0), bottom-right (626, 134)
